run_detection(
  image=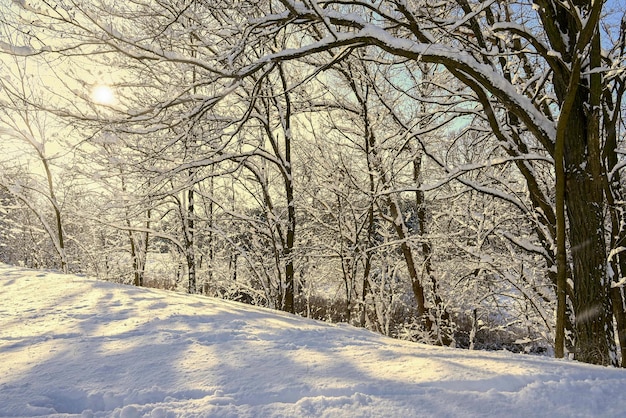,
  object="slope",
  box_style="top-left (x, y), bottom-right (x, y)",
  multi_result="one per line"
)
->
top-left (1, 264), bottom-right (626, 417)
